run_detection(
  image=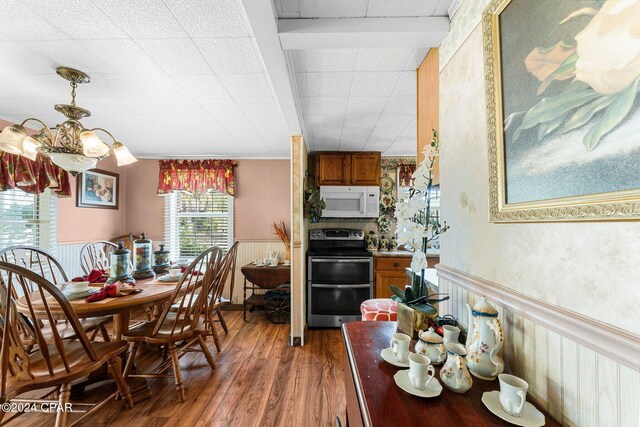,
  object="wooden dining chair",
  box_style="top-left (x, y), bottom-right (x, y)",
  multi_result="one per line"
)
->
top-left (0, 262), bottom-right (133, 427)
top-left (79, 241), bottom-right (118, 275)
top-left (122, 246), bottom-right (222, 403)
top-left (0, 246), bottom-right (111, 343)
top-left (203, 241), bottom-right (239, 351)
